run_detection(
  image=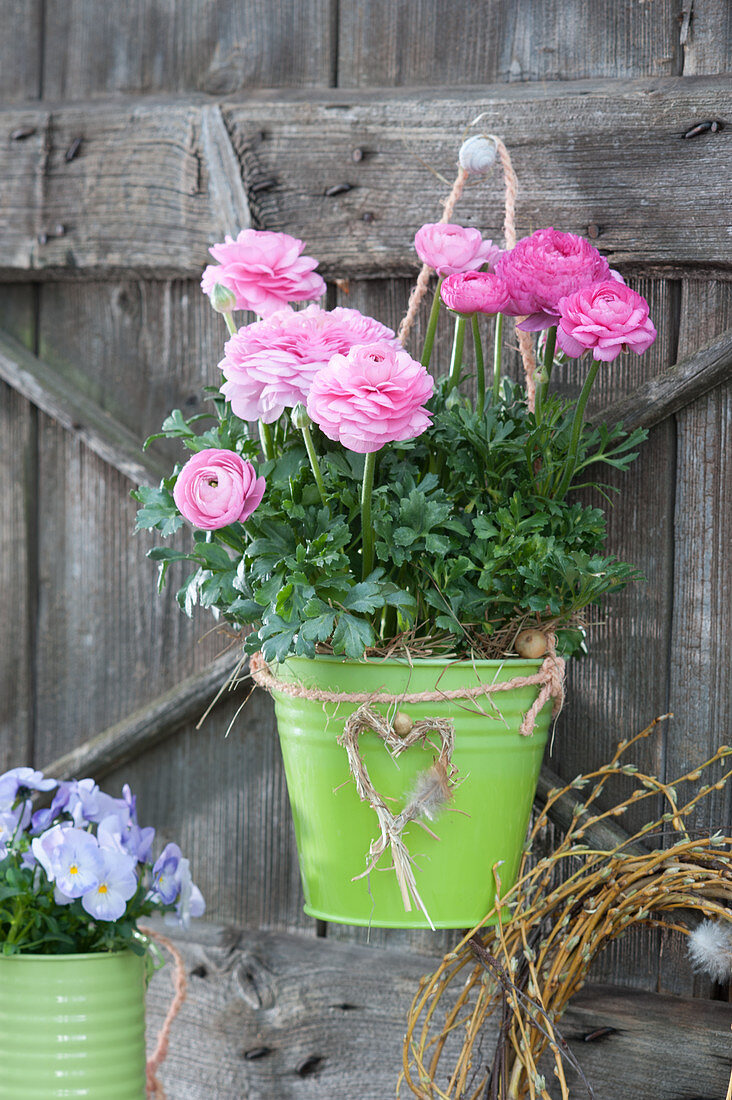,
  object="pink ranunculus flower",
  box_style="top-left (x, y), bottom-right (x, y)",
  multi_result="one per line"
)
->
top-left (173, 449), bottom-right (265, 530)
top-left (495, 228), bottom-right (610, 331)
top-left (556, 281), bottom-right (657, 362)
top-left (440, 271), bottom-right (513, 316)
top-left (219, 305), bottom-right (400, 423)
top-left (201, 230), bottom-right (326, 318)
top-left (307, 343), bottom-right (434, 454)
top-left (414, 223), bottom-right (501, 277)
